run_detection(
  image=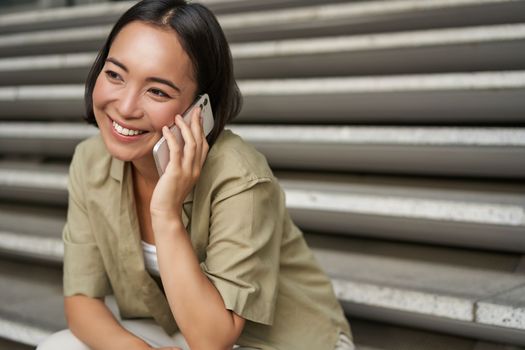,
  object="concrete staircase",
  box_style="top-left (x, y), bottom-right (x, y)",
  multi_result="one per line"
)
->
top-left (0, 0), bottom-right (524, 349)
